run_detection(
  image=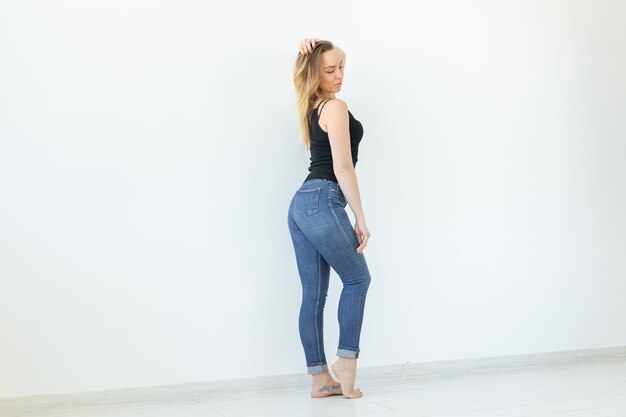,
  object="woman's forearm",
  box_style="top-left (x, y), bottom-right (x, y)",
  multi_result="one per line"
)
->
top-left (334, 168), bottom-right (365, 220)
